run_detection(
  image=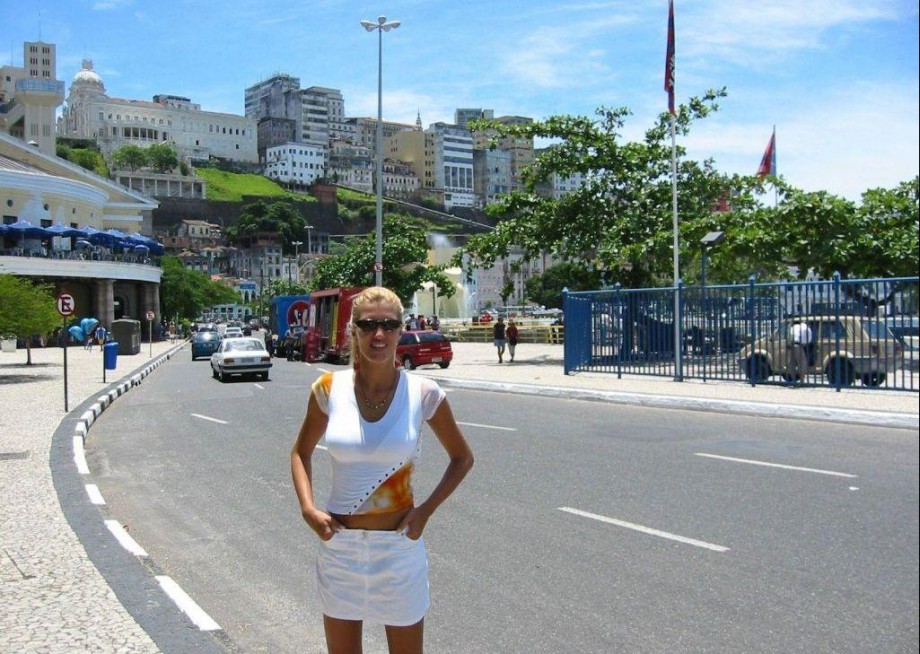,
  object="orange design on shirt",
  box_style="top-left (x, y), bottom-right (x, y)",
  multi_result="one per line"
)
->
top-left (359, 462), bottom-right (414, 514)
